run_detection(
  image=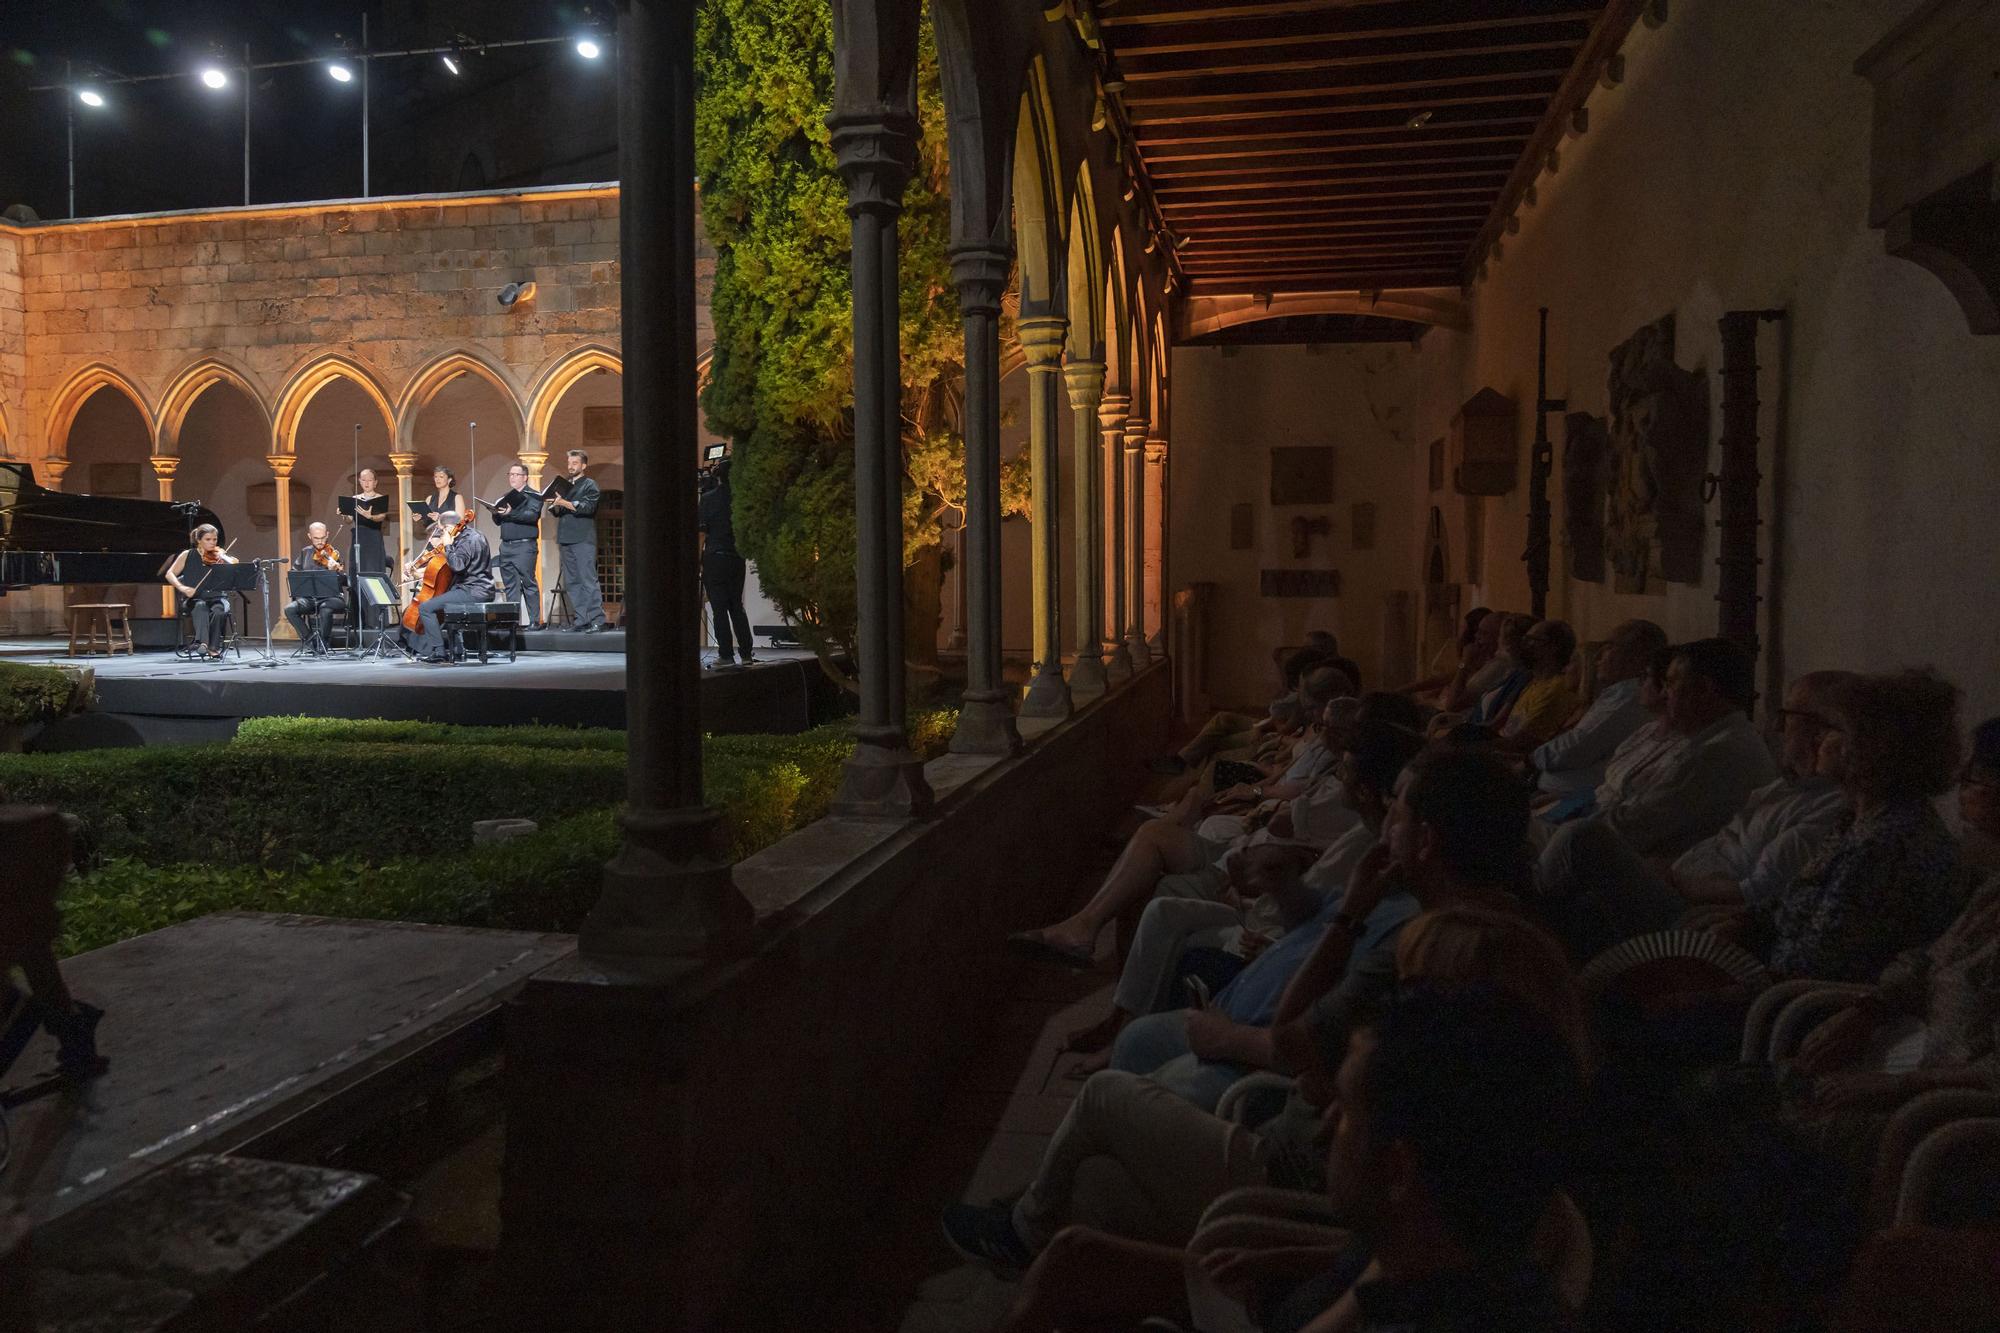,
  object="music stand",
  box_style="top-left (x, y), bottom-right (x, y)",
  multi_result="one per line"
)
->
top-left (287, 569), bottom-right (343, 656)
top-left (354, 574), bottom-right (404, 660)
